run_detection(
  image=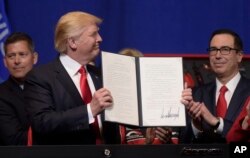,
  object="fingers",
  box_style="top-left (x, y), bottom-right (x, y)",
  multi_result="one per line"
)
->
top-left (182, 86), bottom-right (192, 96)
top-left (145, 128), bottom-right (155, 144)
top-left (156, 127), bottom-right (172, 134)
top-left (195, 109), bottom-right (202, 119)
top-left (96, 88), bottom-right (112, 98)
top-left (187, 101), bottom-right (202, 119)
top-left (90, 88), bottom-right (113, 116)
top-left (146, 127), bottom-right (173, 144)
top-left (181, 88), bottom-right (193, 105)
top-left (181, 98), bottom-right (192, 105)
top-left (94, 88), bottom-right (113, 105)
top-left (242, 115), bottom-right (250, 130)
top-left (199, 102), bottom-right (218, 125)
top-left (97, 87), bottom-right (111, 94)
top-left (246, 102), bottom-right (250, 116)
top-left (155, 127), bottom-right (172, 143)
top-left (184, 82), bottom-right (188, 89)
